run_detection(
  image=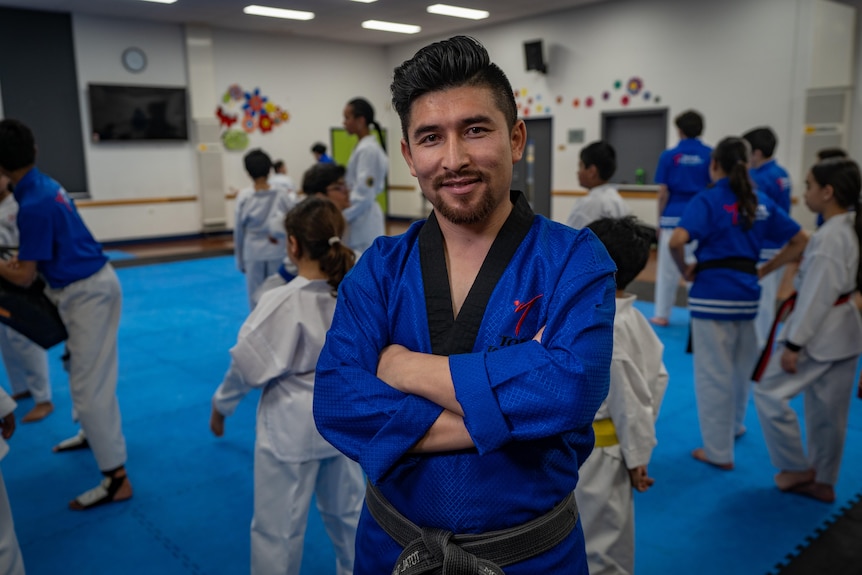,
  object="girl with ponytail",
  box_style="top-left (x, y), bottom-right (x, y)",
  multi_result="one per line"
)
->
top-left (342, 97), bottom-right (388, 254)
top-left (210, 195), bottom-right (363, 574)
top-left (668, 136), bottom-right (807, 470)
top-left (753, 157), bottom-right (862, 503)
